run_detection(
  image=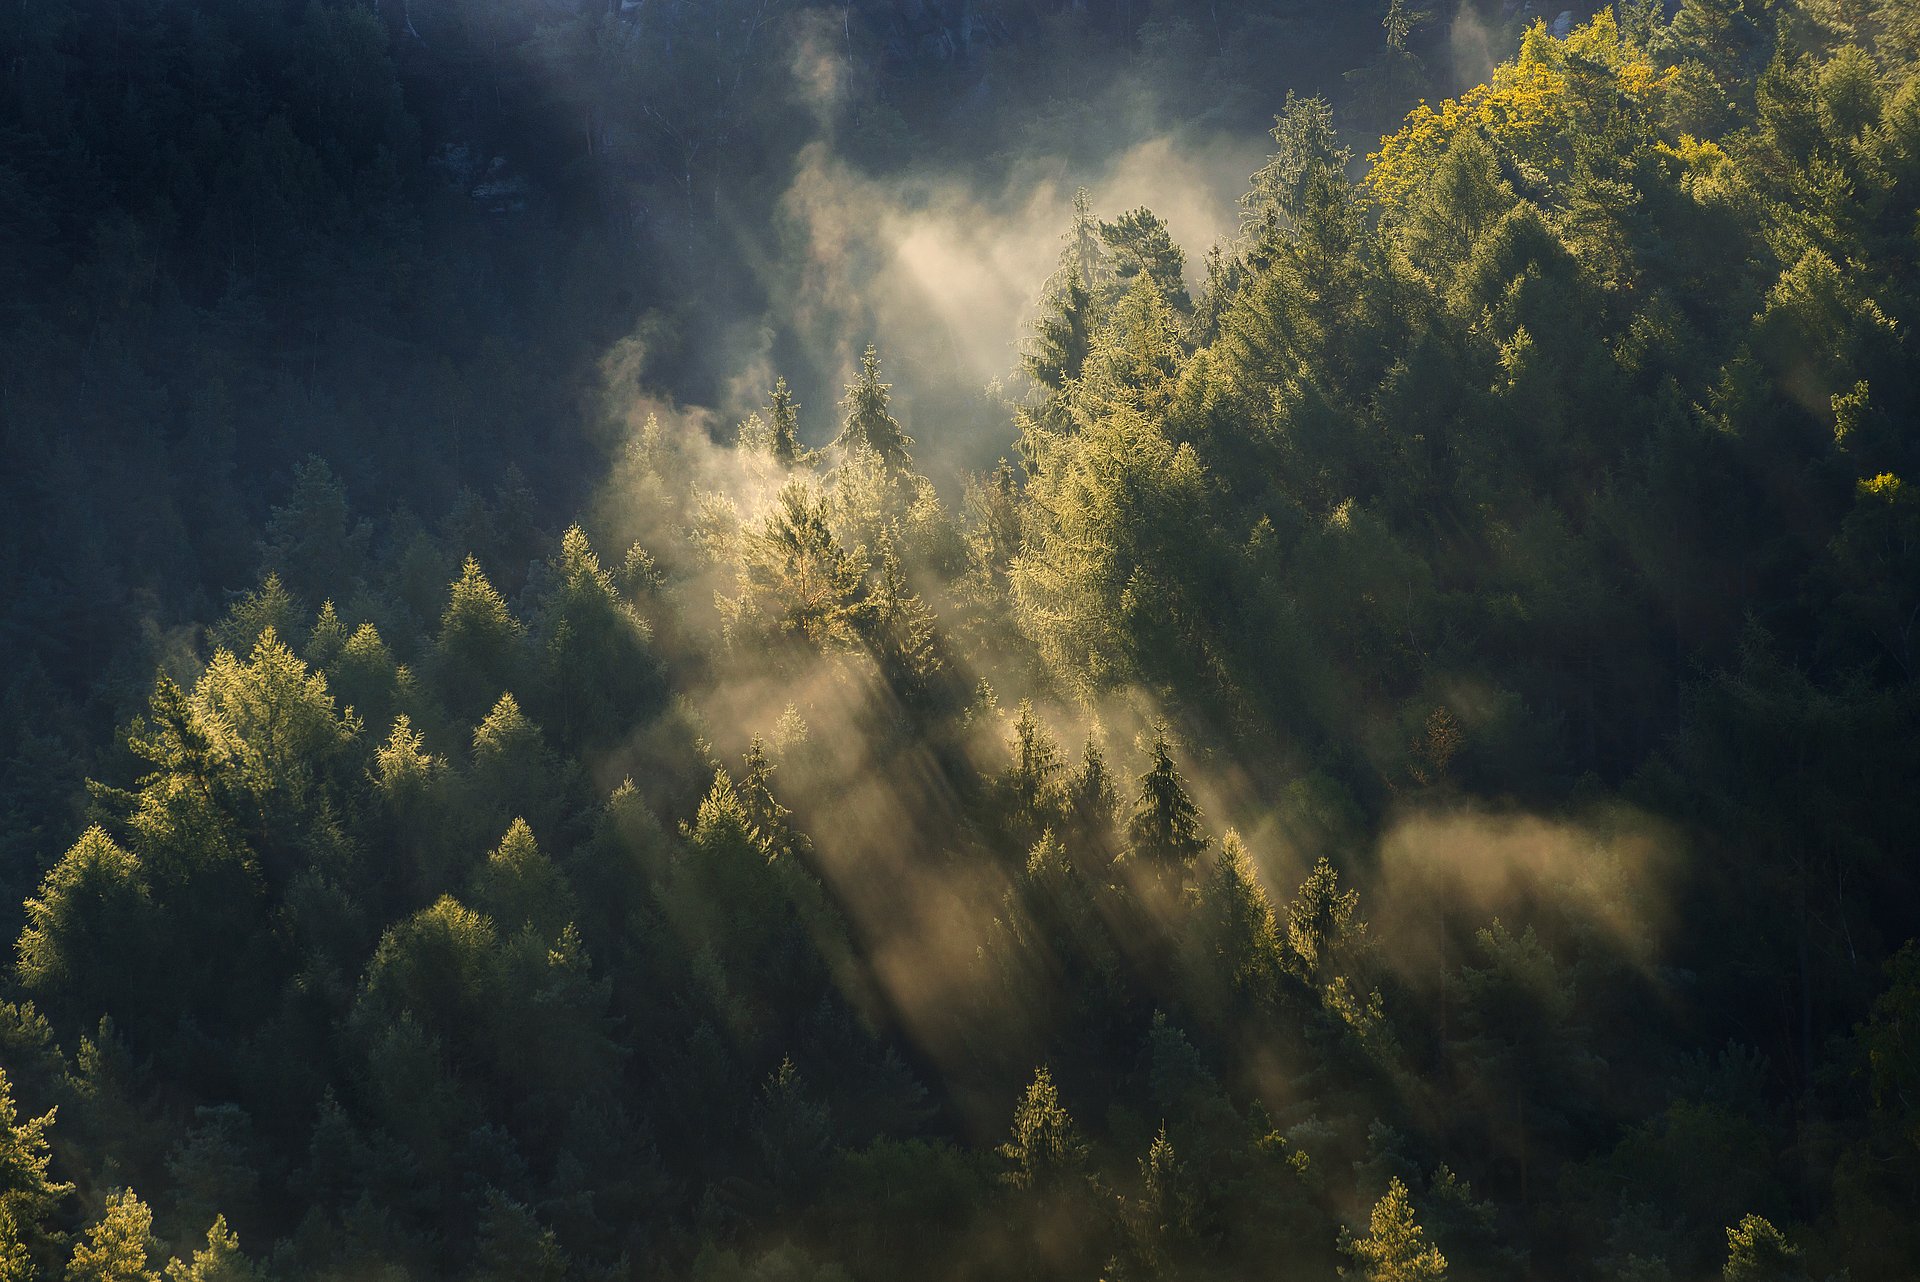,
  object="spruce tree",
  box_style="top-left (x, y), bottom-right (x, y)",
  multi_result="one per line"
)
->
top-left (766, 377), bottom-right (807, 467)
top-left (1342, 1177), bottom-right (1447, 1282)
top-left (1126, 727), bottom-right (1208, 876)
top-left (0, 1067), bottom-right (70, 1278)
top-left (837, 346), bottom-right (913, 471)
top-left (162, 1218), bottom-right (260, 1282)
top-left (66, 1189), bottom-right (161, 1282)
top-left (998, 1067), bottom-right (1088, 1192)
